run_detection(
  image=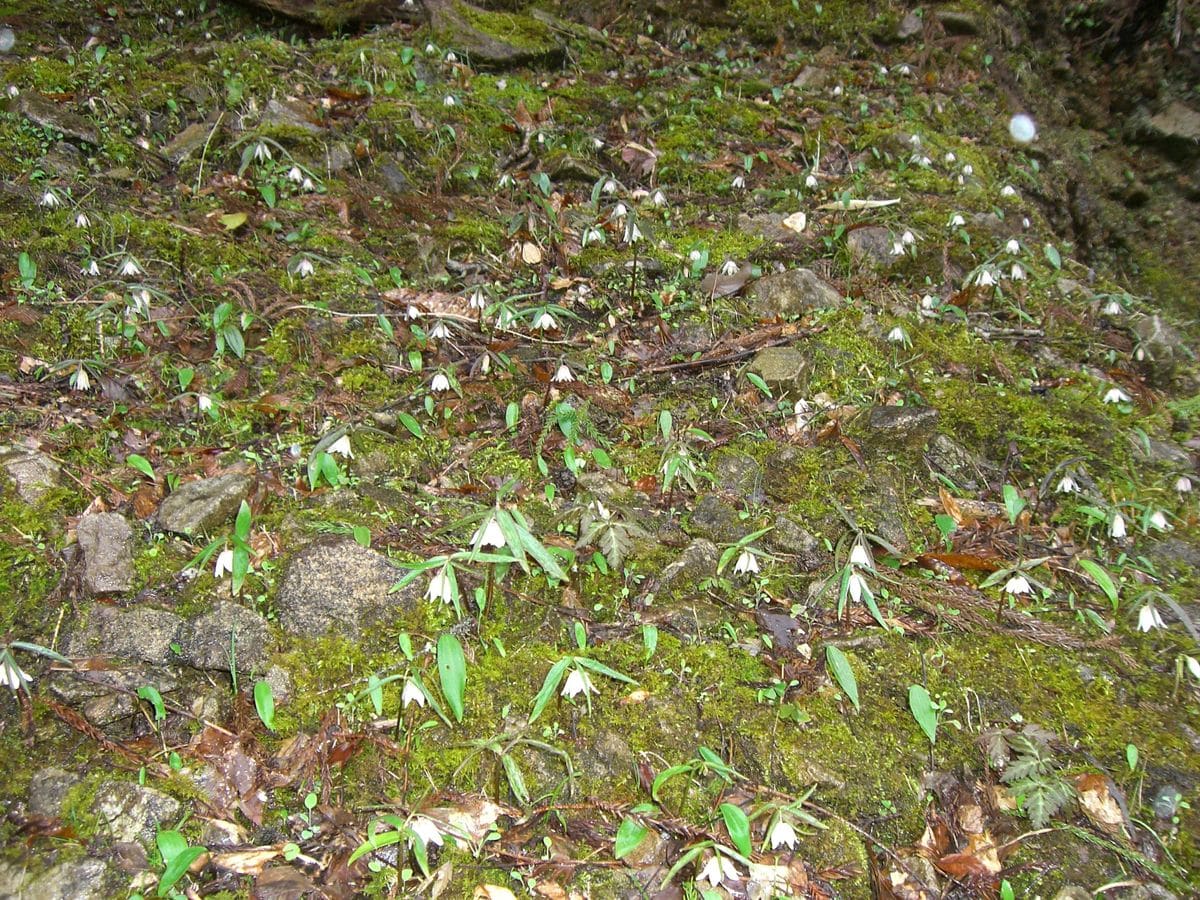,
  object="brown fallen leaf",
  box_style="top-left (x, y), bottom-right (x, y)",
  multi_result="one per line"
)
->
top-left (211, 846), bottom-right (281, 876)
top-left (1075, 773), bottom-right (1128, 839)
top-left (474, 886), bottom-right (517, 900)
